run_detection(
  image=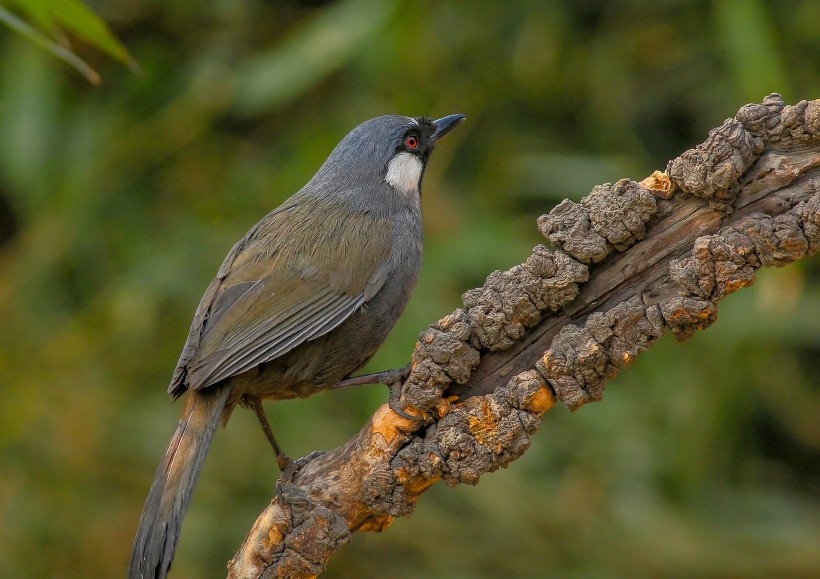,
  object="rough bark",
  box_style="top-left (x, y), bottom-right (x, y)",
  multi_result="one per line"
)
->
top-left (227, 94), bottom-right (820, 578)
